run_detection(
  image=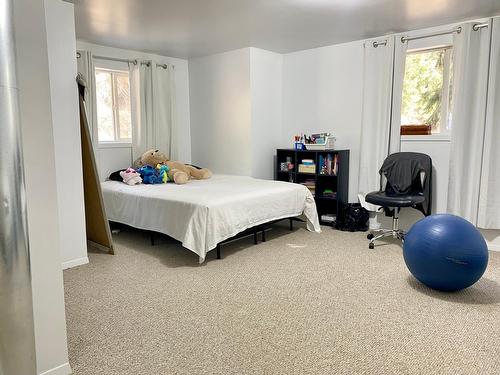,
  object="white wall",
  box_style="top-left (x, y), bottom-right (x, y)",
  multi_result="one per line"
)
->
top-left (189, 48), bottom-right (252, 175)
top-left (96, 146), bottom-right (133, 181)
top-left (76, 40), bottom-right (192, 179)
top-left (481, 230), bottom-right (500, 251)
top-left (45, 0), bottom-right (88, 270)
top-left (14, 0), bottom-right (70, 373)
top-left (280, 23), bottom-right (500, 251)
top-left (189, 47), bottom-right (284, 178)
top-left (282, 40), bottom-right (365, 201)
top-left (250, 48), bottom-right (283, 179)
